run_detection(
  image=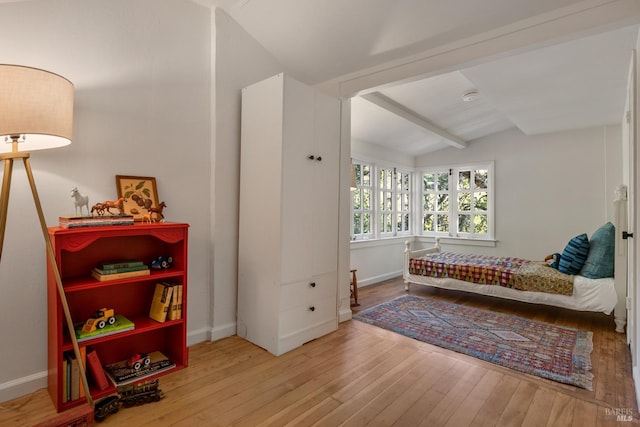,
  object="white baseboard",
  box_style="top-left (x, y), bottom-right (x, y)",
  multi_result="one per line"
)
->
top-left (209, 321), bottom-right (237, 342)
top-left (0, 370), bottom-right (47, 404)
top-left (634, 366), bottom-right (640, 412)
top-left (339, 306), bottom-right (352, 322)
top-left (358, 271), bottom-right (402, 288)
